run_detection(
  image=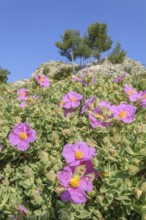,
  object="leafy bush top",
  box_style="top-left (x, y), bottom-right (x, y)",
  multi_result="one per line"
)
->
top-left (0, 67), bottom-right (146, 220)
